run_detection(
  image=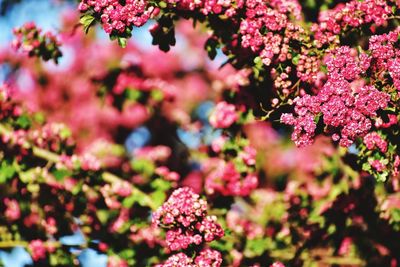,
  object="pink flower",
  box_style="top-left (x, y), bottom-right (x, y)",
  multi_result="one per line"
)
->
top-left (111, 180), bottom-right (133, 197)
top-left (339, 237), bottom-right (353, 255)
top-left (4, 198), bottom-right (20, 221)
top-left (79, 0), bottom-right (152, 35)
top-left (156, 249), bottom-right (223, 267)
top-left (205, 160), bottom-right (258, 196)
top-left (156, 253), bottom-right (195, 267)
top-left (270, 262), bottom-right (285, 267)
top-left (110, 208), bottom-right (129, 233)
top-left (29, 240), bottom-right (47, 261)
top-left (107, 255), bottom-right (128, 267)
top-left (363, 132), bottom-right (387, 153)
top-left (155, 166), bottom-right (180, 181)
top-left (209, 101), bottom-right (238, 128)
top-left (282, 46), bottom-right (390, 147)
top-left (152, 187), bottom-right (223, 251)
top-left (79, 153), bottom-right (101, 171)
top-left (369, 159), bottom-right (386, 172)
top-left (211, 136), bottom-right (227, 153)
top-left (239, 145), bottom-right (257, 166)
top-left (194, 249), bottom-right (223, 267)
